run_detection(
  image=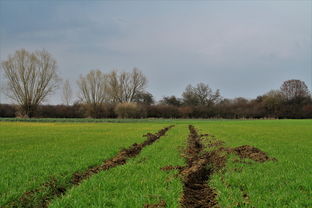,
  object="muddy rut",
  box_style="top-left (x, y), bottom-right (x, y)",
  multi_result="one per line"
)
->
top-left (180, 125), bottom-right (220, 208)
top-left (5, 125), bottom-right (174, 208)
top-left (177, 125), bottom-right (276, 208)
